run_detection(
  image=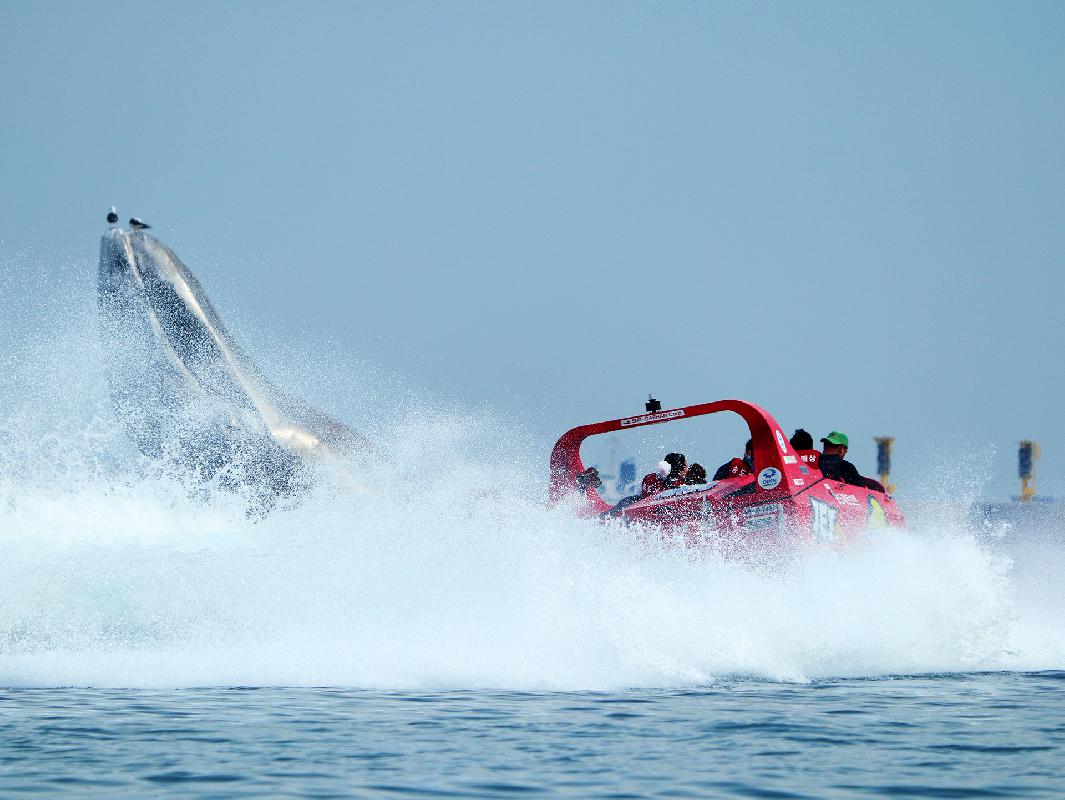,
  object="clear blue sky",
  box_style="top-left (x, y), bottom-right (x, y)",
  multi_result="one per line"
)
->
top-left (1, 1), bottom-right (1062, 500)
